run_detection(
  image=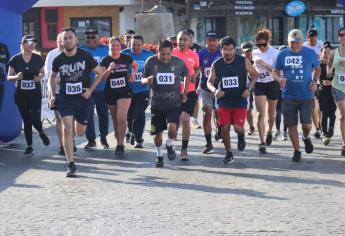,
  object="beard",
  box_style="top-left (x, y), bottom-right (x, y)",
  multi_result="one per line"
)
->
top-left (65, 44), bottom-right (76, 52)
